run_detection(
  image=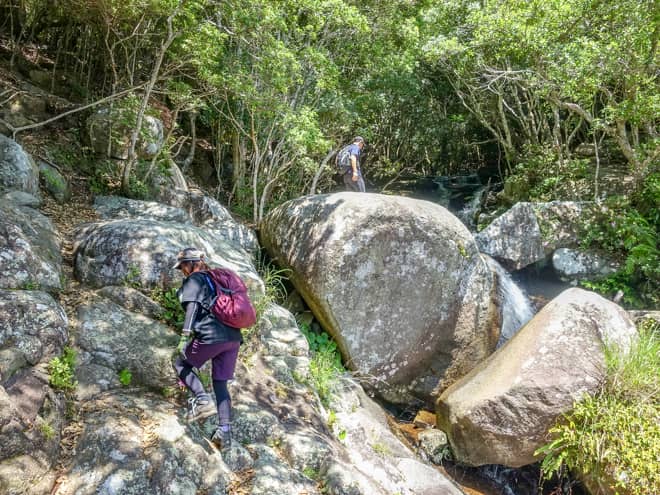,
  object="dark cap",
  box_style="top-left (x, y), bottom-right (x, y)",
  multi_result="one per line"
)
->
top-left (353, 136), bottom-right (365, 144)
top-left (173, 247), bottom-right (205, 269)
